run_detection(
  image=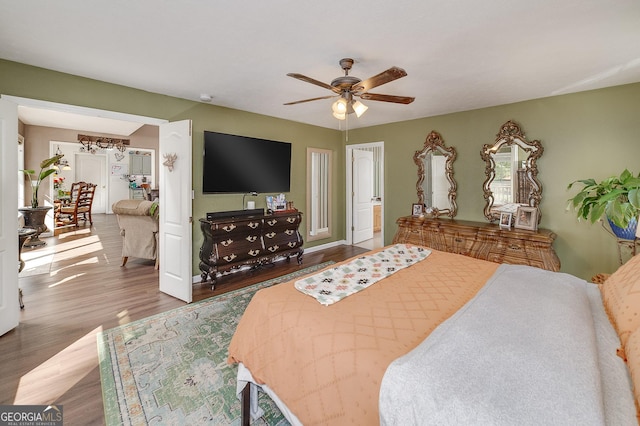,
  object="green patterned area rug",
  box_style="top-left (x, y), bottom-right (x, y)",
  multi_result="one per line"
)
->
top-left (98, 262), bottom-right (334, 426)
